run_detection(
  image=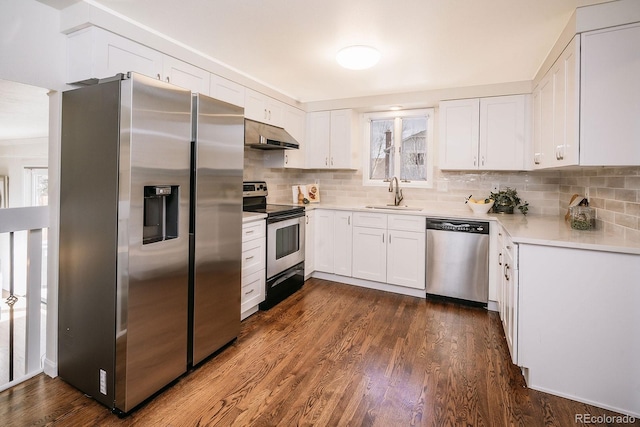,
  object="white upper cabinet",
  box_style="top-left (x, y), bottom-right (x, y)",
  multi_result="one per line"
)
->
top-left (244, 89), bottom-right (285, 127)
top-left (305, 109), bottom-right (355, 169)
top-left (439, 95), bottom-right (530, 171)
top-left (282, 105), bottom-right (307, 168)
top-left (209, 74), bottom-right (245, 107)
top-left (263, 105), bottom-right (307, 169)
top-left (580, 22), bottom-right (640, 166)
top-left (479, 96), bottom-right (528, 170)
top-left (162, 55), bottom-right (210, 94)
top-left (68, 27), bottom-right (163, 84)
top-left (438, 99), bottom-right (480, 169)
top-left (532, 36), bottom-right (579, 169)
top-left (67, 27), bottom-right (210, 94)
